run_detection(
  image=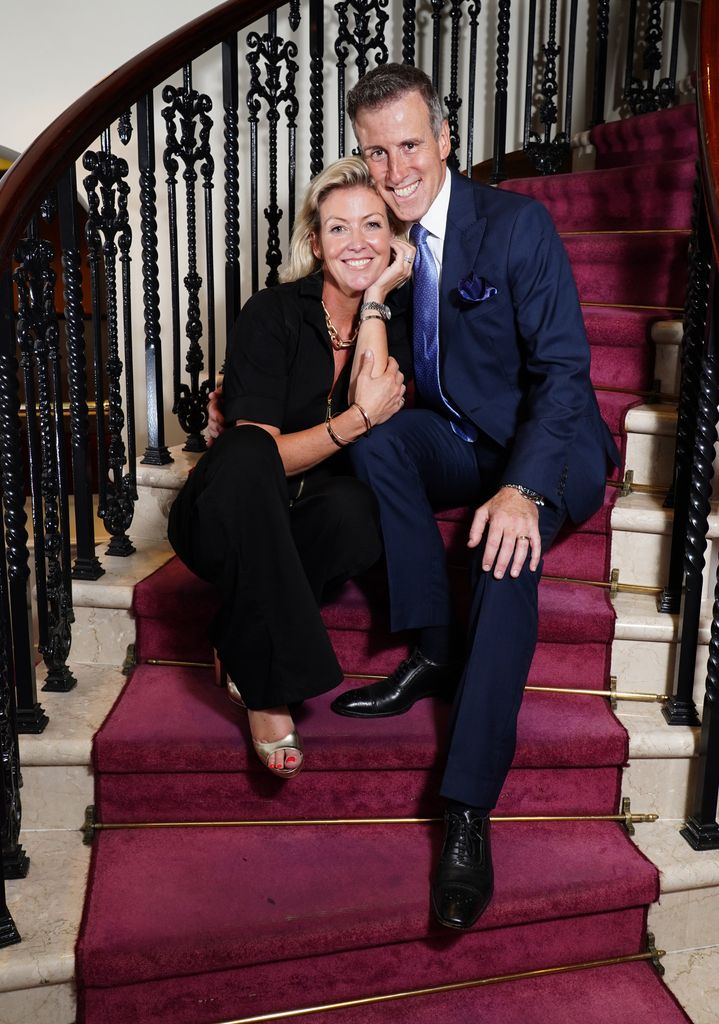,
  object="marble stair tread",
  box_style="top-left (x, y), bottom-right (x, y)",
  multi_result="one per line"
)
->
top-left (135, 446), bottom-right (199, 492)
top-left (612, 591), bottom-right (714, 643)
top-left (619, 702), bottom-right (699, 758)
top-left (633, 819), bottom-right (719, 894)
top-left (652, 319), bottom-right (683, 346)
top-left (624, 403), bottom-right (677, 436)
top-left (19, 665), bottom-right (126, 766)
top-left (70, 538), bottom-right (174, 610)
top-left (612, 492), bottom-right (719, 536)
top-left (0, 830), bottom-right (90, 993)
